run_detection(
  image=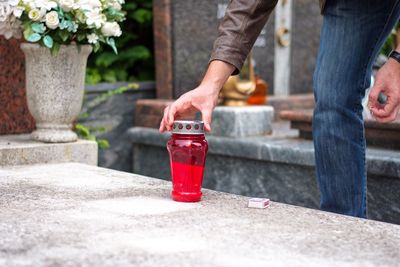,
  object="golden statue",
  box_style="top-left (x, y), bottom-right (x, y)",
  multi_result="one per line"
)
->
top-left (220, 53), bottom-right (256, 106)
